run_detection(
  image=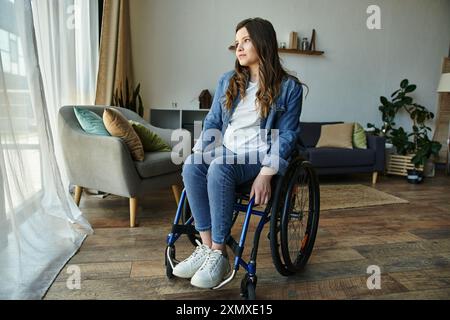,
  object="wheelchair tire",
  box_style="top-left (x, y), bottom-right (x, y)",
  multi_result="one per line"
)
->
top-left (240, 275), bottom-right (257, 300)
top-left (181, 198), bottom-right (201, 247)
top-left (280, 161), bottom-right (320, 273)
top-left (269, 172), bottom-right (295, 276)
